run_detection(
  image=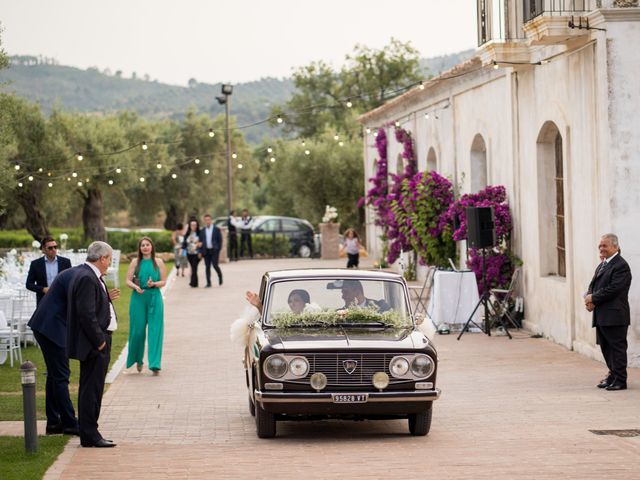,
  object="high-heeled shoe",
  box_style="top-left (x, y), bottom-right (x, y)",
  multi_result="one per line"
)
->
top-left (151, 369), bottom-right (160, 376)
top-left (136, 363), bottom-right (143, 373)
